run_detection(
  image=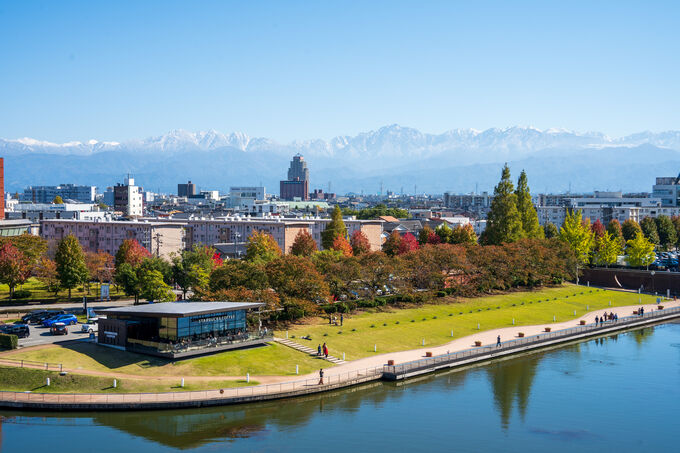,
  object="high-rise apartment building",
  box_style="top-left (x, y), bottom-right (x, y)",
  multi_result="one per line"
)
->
top-left (280, 154), bottom-right (310, 200)
top-left (114, 175), bottom-right (144, 218)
